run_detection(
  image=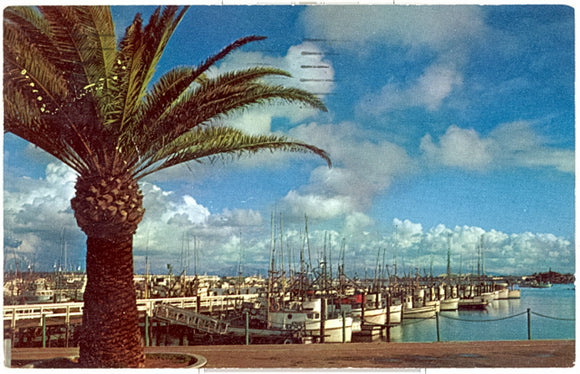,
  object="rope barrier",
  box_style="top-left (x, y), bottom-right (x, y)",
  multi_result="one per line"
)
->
top-left (434, 308), bottom-right (573, 342)
top-left (530, 311), bottom-right (575, 321)
top-left (438, 310), bottom-right (528, 322)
